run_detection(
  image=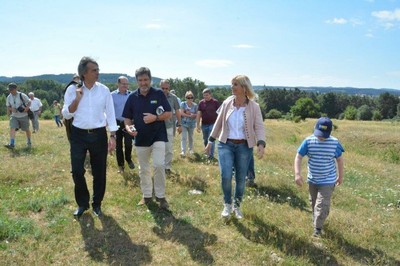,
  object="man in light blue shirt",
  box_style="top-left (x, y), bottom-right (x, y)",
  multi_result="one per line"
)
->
top-left (111, 76), bottom-right (135, 173)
